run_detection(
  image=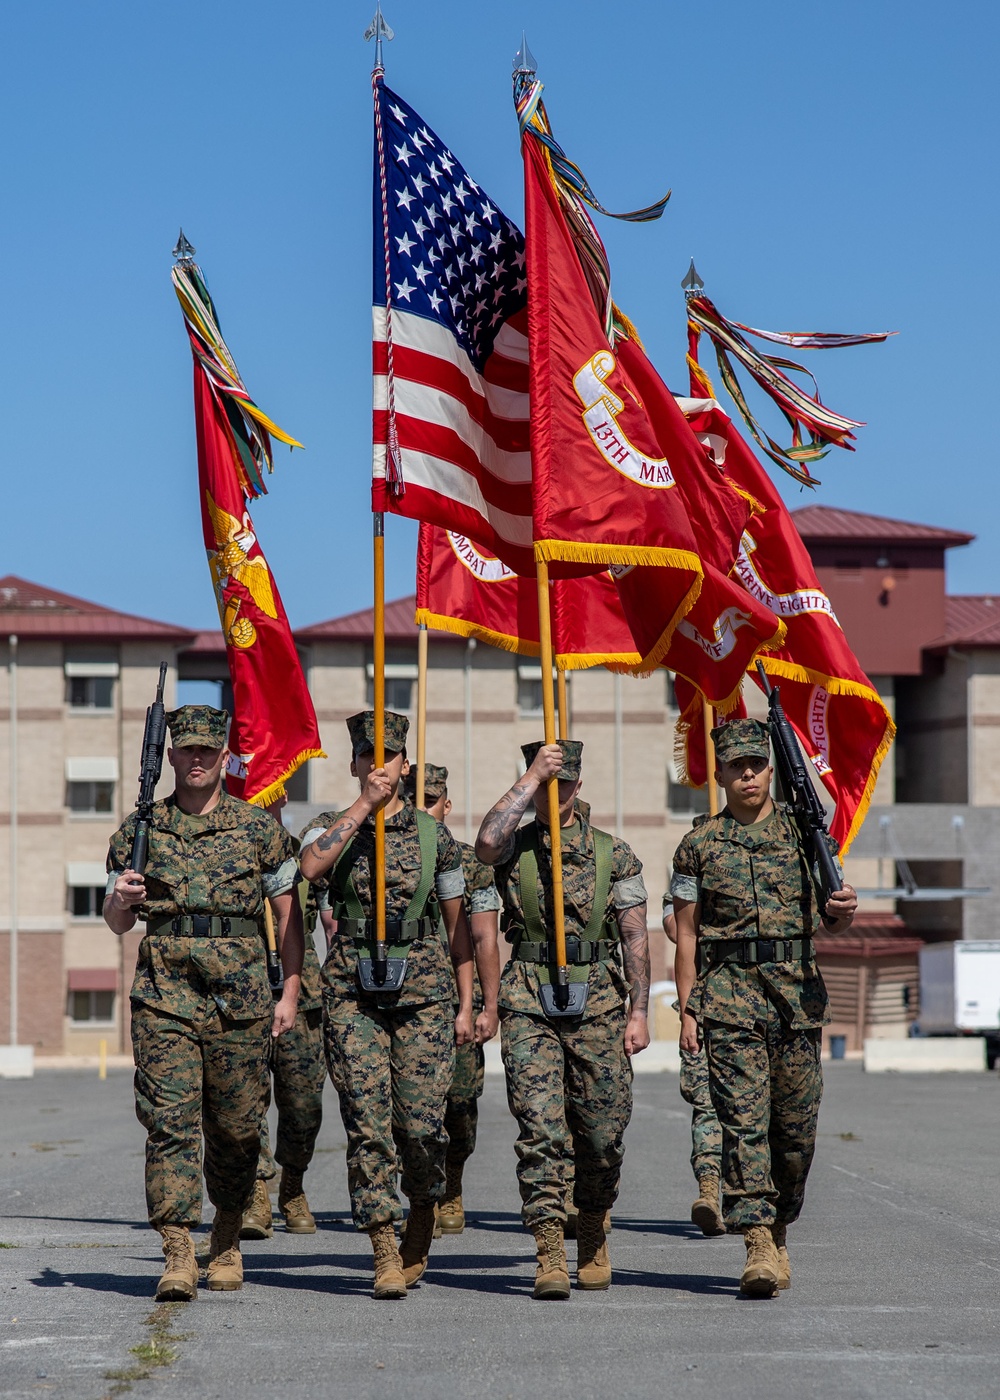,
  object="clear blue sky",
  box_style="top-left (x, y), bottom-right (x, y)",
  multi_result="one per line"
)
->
top-left (3, 1), bottom-right (997, 630)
